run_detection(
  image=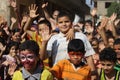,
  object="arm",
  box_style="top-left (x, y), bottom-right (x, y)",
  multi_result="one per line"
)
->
top-left (10, 17), bottom-right (16, 30)
top-left (23, 4), bottom-right (39, 37)
top-left (42, 2), bottom-right (51, 21)
top-left (10, 0), bottom-right (21, 28)
top-left (40, 31), bottom-right (53, 60)
top-left (108, 13), bottom-right (117, 39)
top-left (97, 17), bottom-right (108, 47)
